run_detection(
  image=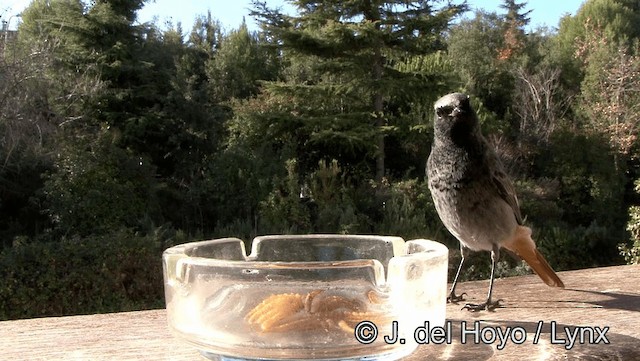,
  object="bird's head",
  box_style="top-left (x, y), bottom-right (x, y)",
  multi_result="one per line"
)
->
top-left (433, 93), bottom-right (479, 144)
